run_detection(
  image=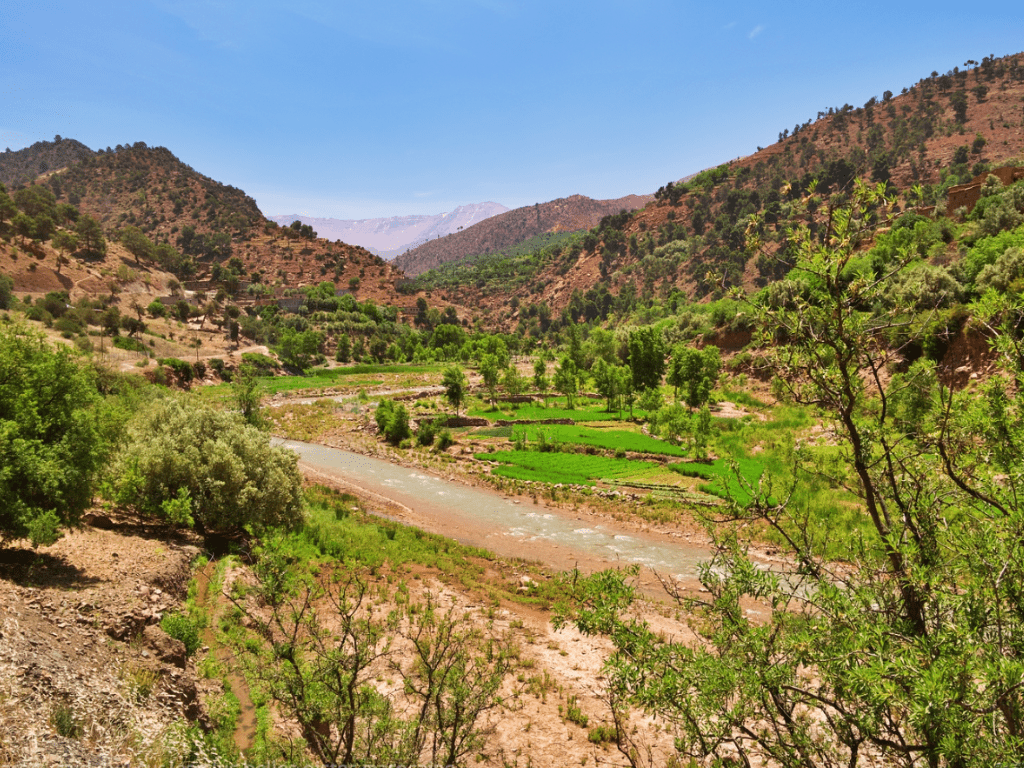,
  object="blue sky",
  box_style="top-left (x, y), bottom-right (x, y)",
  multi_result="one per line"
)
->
top-left (2, 1), bottom-right (1020, 219)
